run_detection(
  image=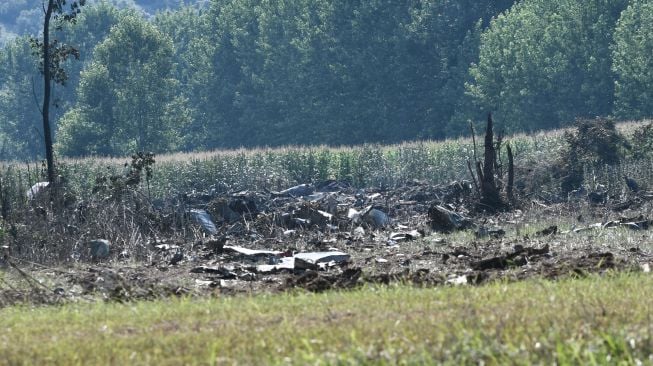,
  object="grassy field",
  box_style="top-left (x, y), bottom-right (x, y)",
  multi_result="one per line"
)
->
top-left (2, 129), bottom-right (567, 201)
top-left (1, 272), bottom-right (652, 365)
top-left (1, 120), bottom-right (650, 204)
